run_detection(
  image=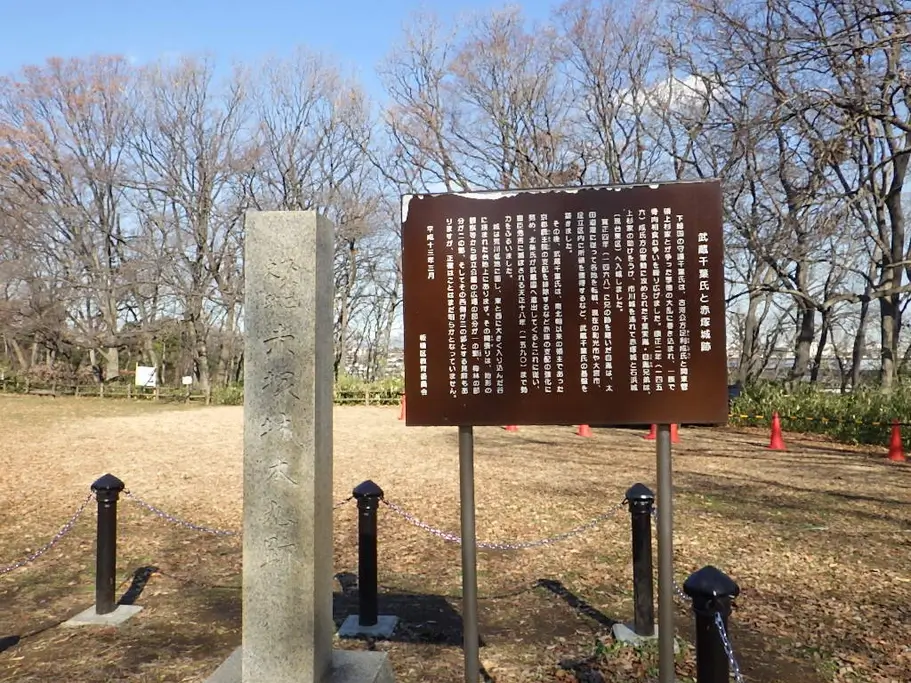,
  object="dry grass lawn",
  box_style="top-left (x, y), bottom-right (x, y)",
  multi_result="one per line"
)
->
top-left (0, 394), bottom-right (909, 682)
